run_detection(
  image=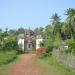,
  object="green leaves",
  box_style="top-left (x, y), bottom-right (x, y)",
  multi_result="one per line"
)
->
top-left (66, 38), bottom-right (75, 54)
top-left (0, 50), bottom-right (17, 65)
top-left (51, 13), bottom-right (60, 24)
top-left (1, 36), bottom-right (18, 50)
